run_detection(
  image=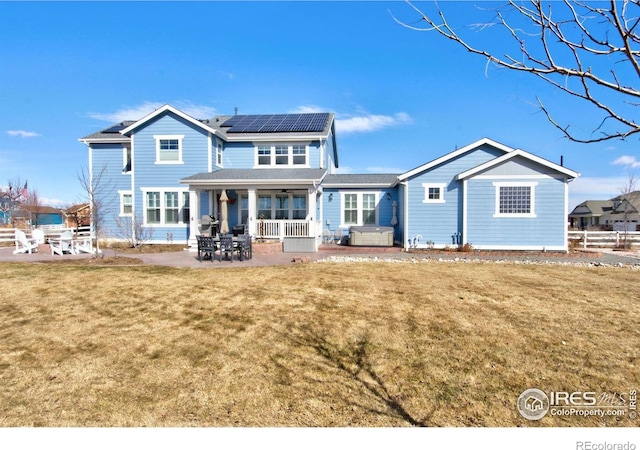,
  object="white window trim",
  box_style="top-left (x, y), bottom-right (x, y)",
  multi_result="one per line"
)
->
top-left (141, 188), bottom-right (190, 226)
top-left (339, 191), bottom-right (379, 228)
top-left (118, 190), bottom-right (133, 216)
top-left (253, 143), bottom-right (310, 168)
top-left (254, 192), bottom-right (309, 220)
top-left (216, 138), bottom-right (223, 168)
top-left (154, 135), bottom-right (184, 165)
top-left (493, 181), bottom-right (537, 218)
top-left (122, 146), bottom-right (132, 174)
top-left (422, 183), bottom-right (446, 203)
